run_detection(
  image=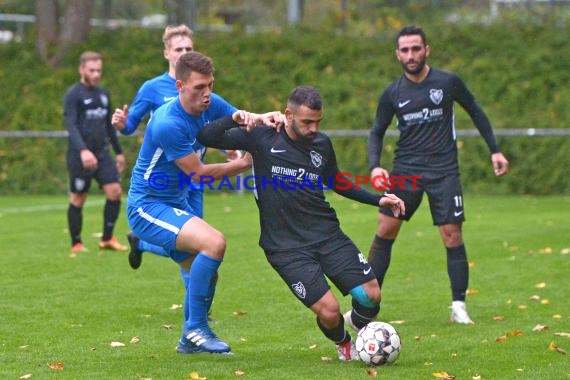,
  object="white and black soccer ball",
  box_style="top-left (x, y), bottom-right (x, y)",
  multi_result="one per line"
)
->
top-left (355, 321), bottom-right (401, 366)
